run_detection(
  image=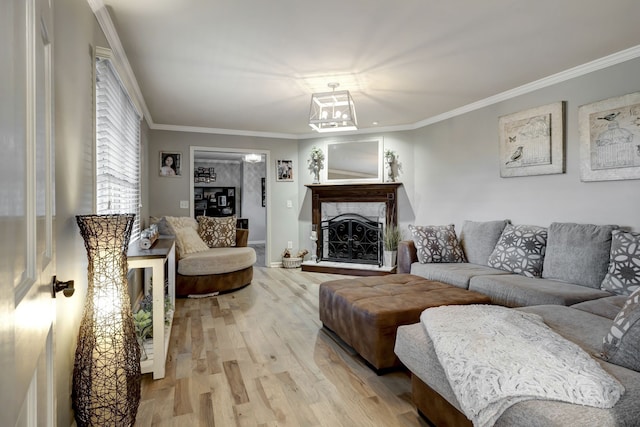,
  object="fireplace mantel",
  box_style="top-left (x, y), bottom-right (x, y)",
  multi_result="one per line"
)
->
top-left (304, 182), bottom-right (402, 275)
